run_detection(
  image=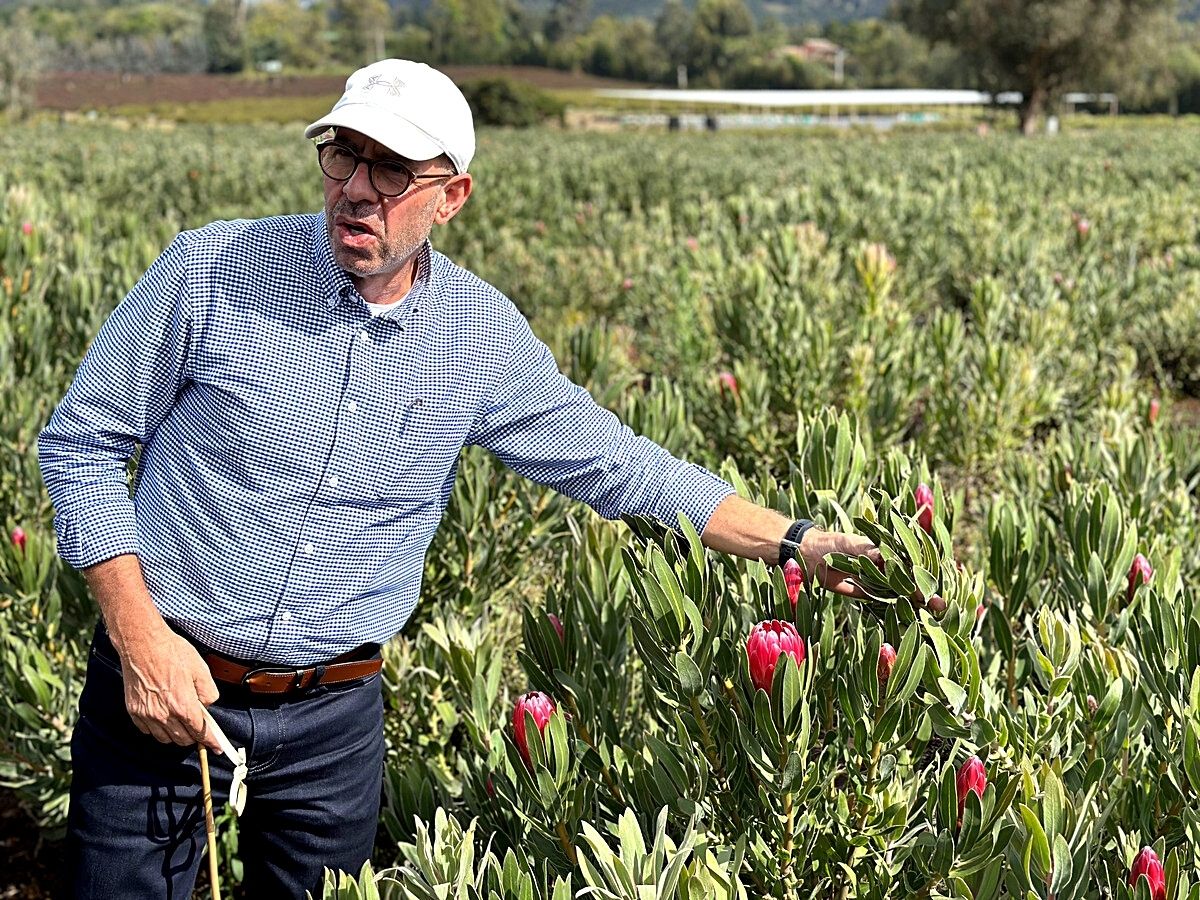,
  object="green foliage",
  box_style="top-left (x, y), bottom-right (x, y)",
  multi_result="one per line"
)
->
top-left (460, 78), bottom-right (566, 127)
top-left (1, 122), bottom-right (1199, 896)
top-left (897, 0), bottom-right (1181, 132)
